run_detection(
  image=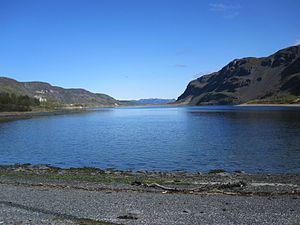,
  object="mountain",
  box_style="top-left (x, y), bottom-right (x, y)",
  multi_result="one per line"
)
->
top-left (131, 98), bottom-right (176, 105)
top-left (0, 77), bottom-right (119, 106)
top-left (176, 45), bottom-right (300, 105)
